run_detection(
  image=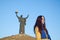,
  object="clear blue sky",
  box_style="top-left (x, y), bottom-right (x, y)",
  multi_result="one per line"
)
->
top-left (0, 0), bottom-right (60, 40)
